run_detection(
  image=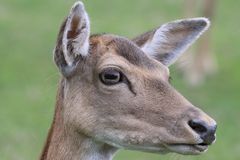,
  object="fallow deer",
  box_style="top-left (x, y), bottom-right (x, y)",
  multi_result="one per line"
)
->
top-left (178, 0), bottom-right (218, 86)
top-left (40, 1), bottom-right (217, 160)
